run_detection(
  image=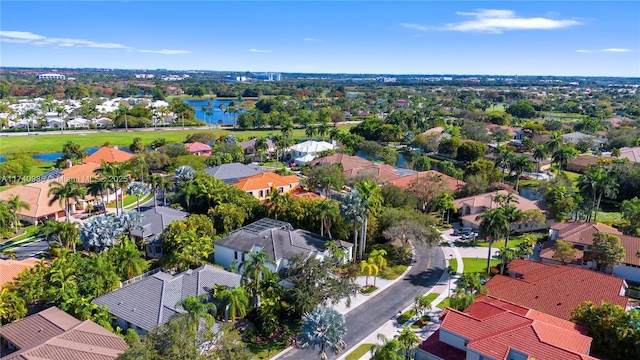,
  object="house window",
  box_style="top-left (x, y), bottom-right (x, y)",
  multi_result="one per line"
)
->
top-left (155, 246), bottom-right (162, 254)
top-left (266, 189), bottom-right (270, 196)
top-left (241, 253), bottom-right (245, 261)
top-left (279, 187), bottom-right (284, 193)
top-left (234, 251), bottom-right (238, 260)
top-left (518, 224), bottom-right (522, 230)
top-left (247, 191), bottom-right (253, 196)
top-left (259, 190), bottom-right (264, 198)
